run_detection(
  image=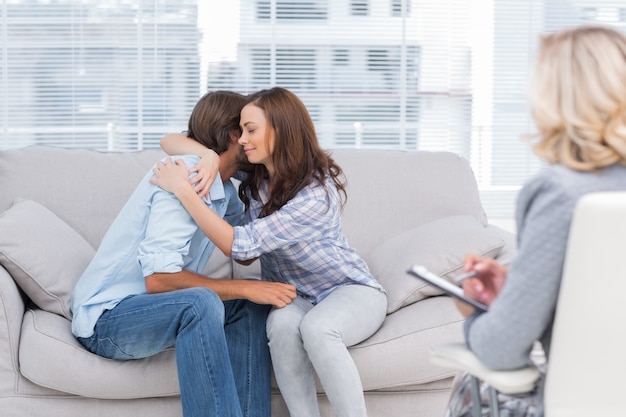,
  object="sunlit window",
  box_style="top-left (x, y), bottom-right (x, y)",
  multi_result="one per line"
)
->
top-left (1, 0), bottom-right (625, 219)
